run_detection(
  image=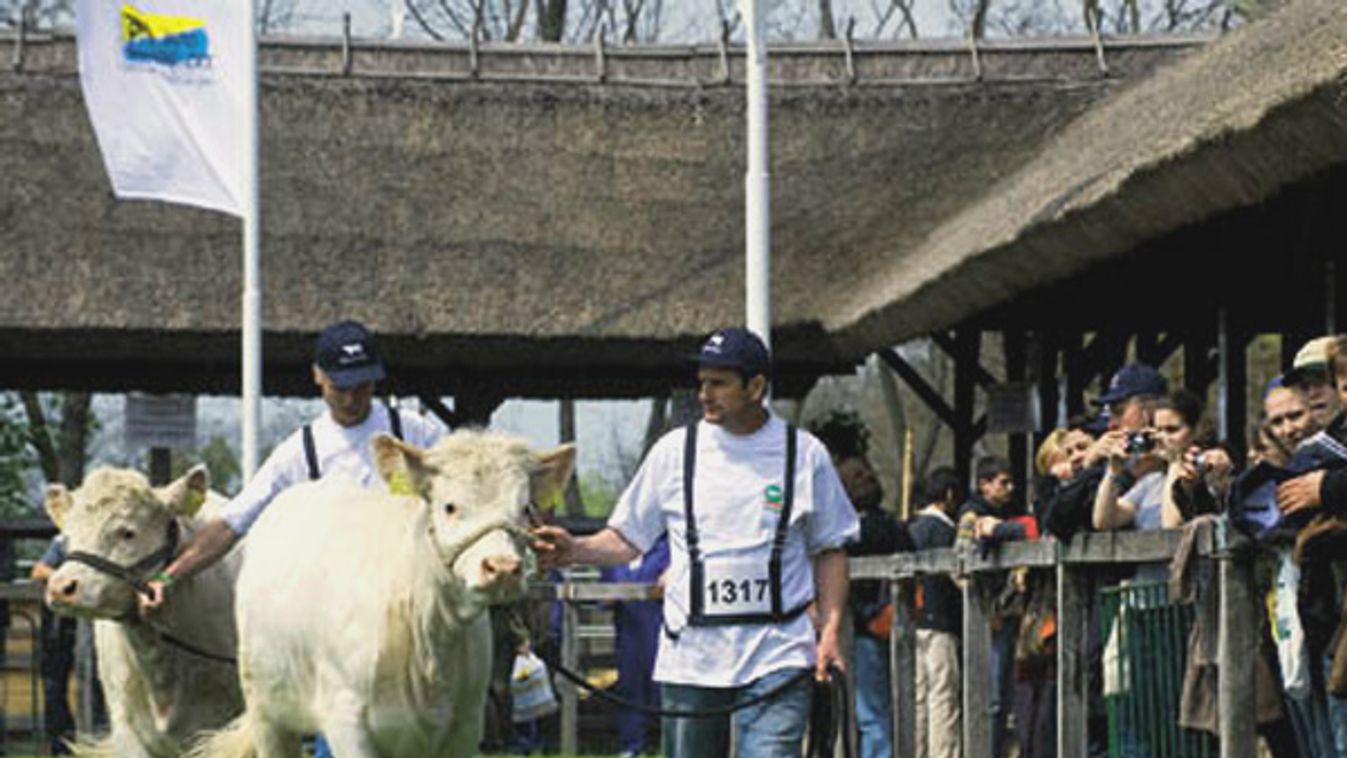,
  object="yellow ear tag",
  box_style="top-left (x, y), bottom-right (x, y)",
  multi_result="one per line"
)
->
top-left (388, 471), bottom-right (416, 497)
top-left (182, 490), bottom-right (206, 517)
